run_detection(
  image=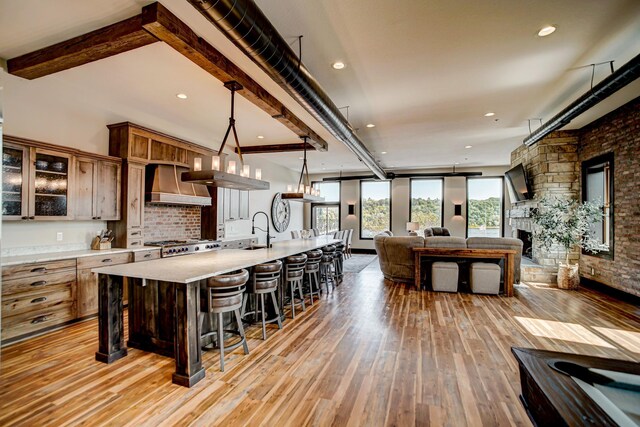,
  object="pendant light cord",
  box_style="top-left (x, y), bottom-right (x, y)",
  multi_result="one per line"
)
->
top-left (296, 136), bottom-right (310, 190)
top-left (218, 81), bottom-right (244, 164)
